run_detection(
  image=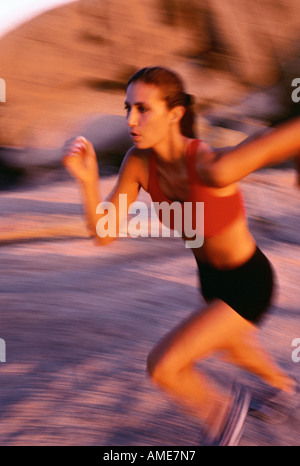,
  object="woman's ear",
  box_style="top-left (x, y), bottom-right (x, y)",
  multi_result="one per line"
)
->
top-left (169, 105), bottom-right (186, 125)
